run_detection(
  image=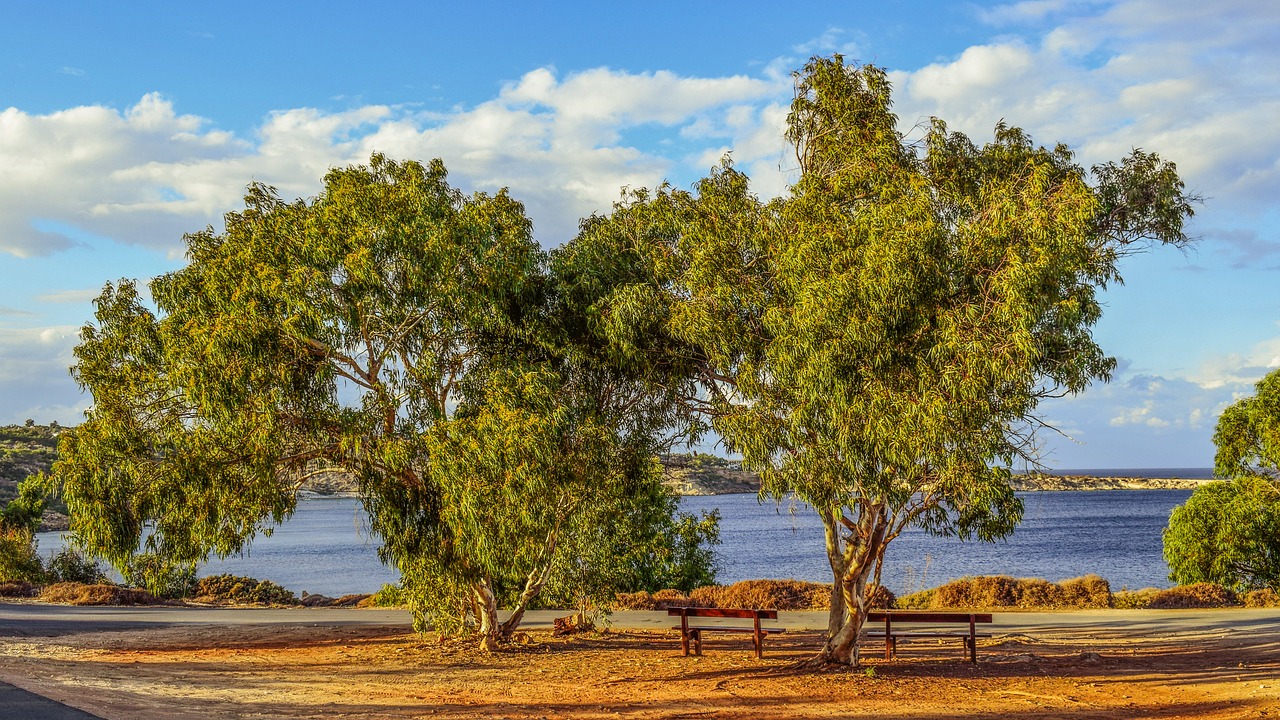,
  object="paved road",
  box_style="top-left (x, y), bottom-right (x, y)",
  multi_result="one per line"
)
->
top-left (0, 681), bottom-right (103, 719)
top-left (4, 602), bottom-right (1280, 638)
